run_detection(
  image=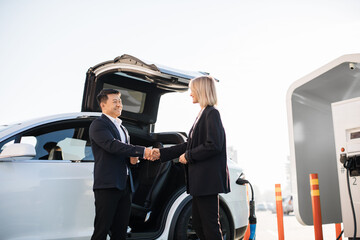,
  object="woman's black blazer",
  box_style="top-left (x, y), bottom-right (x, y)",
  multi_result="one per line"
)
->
top-left (160, 106), bottom-right (230, 196)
